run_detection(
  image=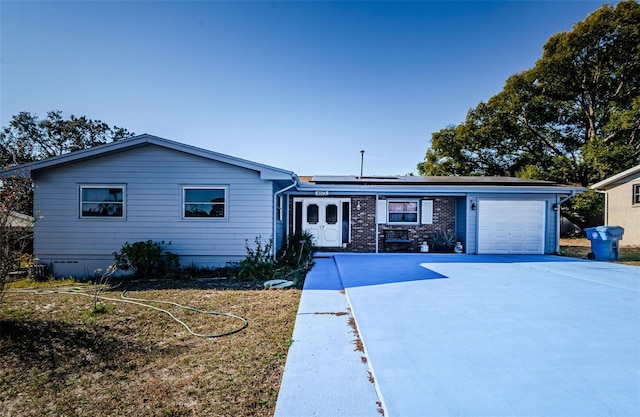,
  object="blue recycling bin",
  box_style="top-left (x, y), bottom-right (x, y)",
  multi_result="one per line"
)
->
top-left (584, 226), bottom-right (625, 261)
